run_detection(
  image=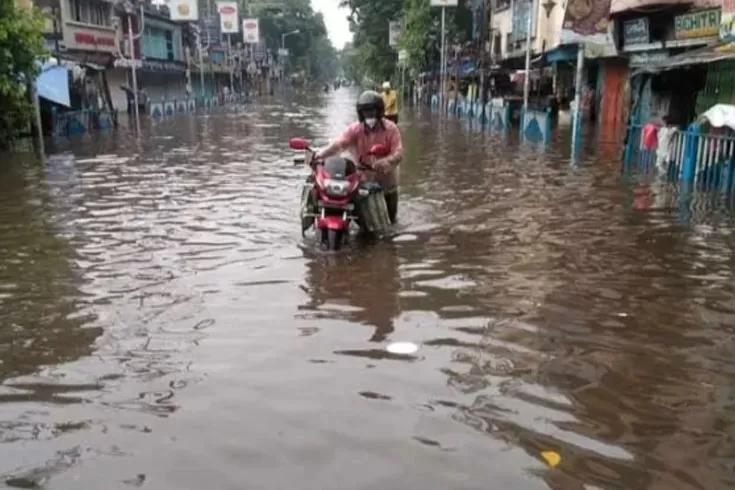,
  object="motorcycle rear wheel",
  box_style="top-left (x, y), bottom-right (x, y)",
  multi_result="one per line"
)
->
top-left (321, 228), bottom-right (345, 251)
